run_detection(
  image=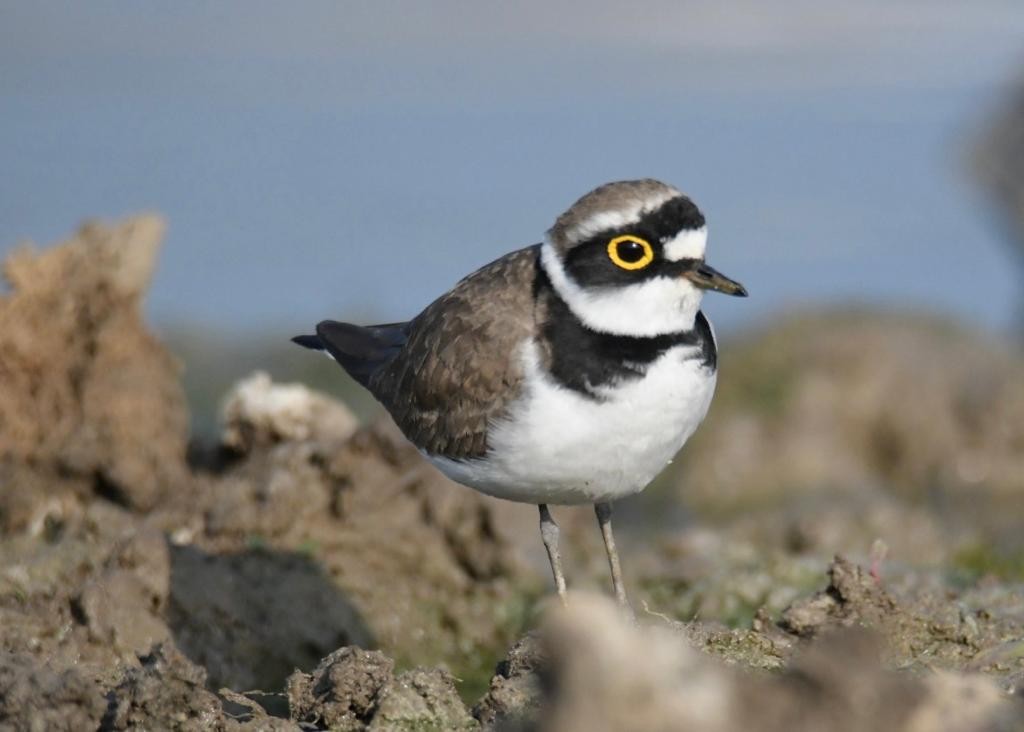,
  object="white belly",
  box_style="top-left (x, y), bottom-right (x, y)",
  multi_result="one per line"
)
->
top-left (426, 339), bottom-right (717, 505)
